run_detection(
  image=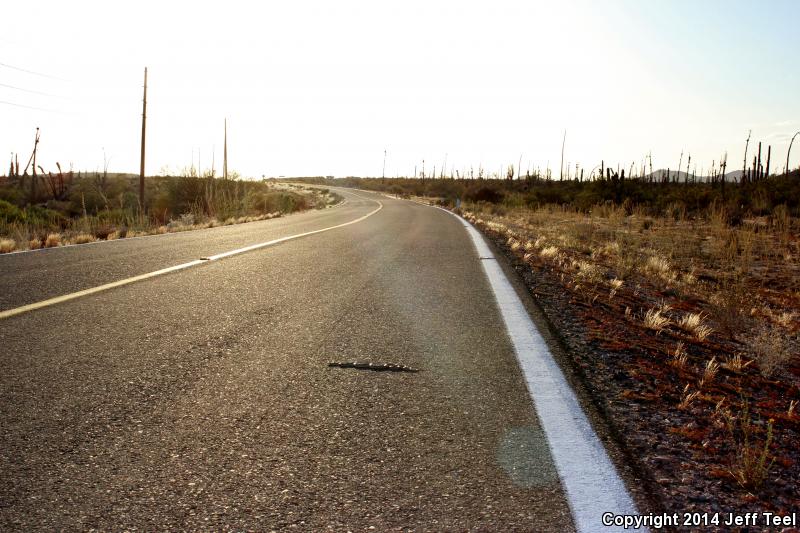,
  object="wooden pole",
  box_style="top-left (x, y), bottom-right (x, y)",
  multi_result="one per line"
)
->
top-left (30, 128), bottom-right (40, 203)
top-left (742, 130), bottom-right (751, 184)
top-left (223, 118), bottom-right (228, 180)
top-left (139, 67), bottom-right (147, 212)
